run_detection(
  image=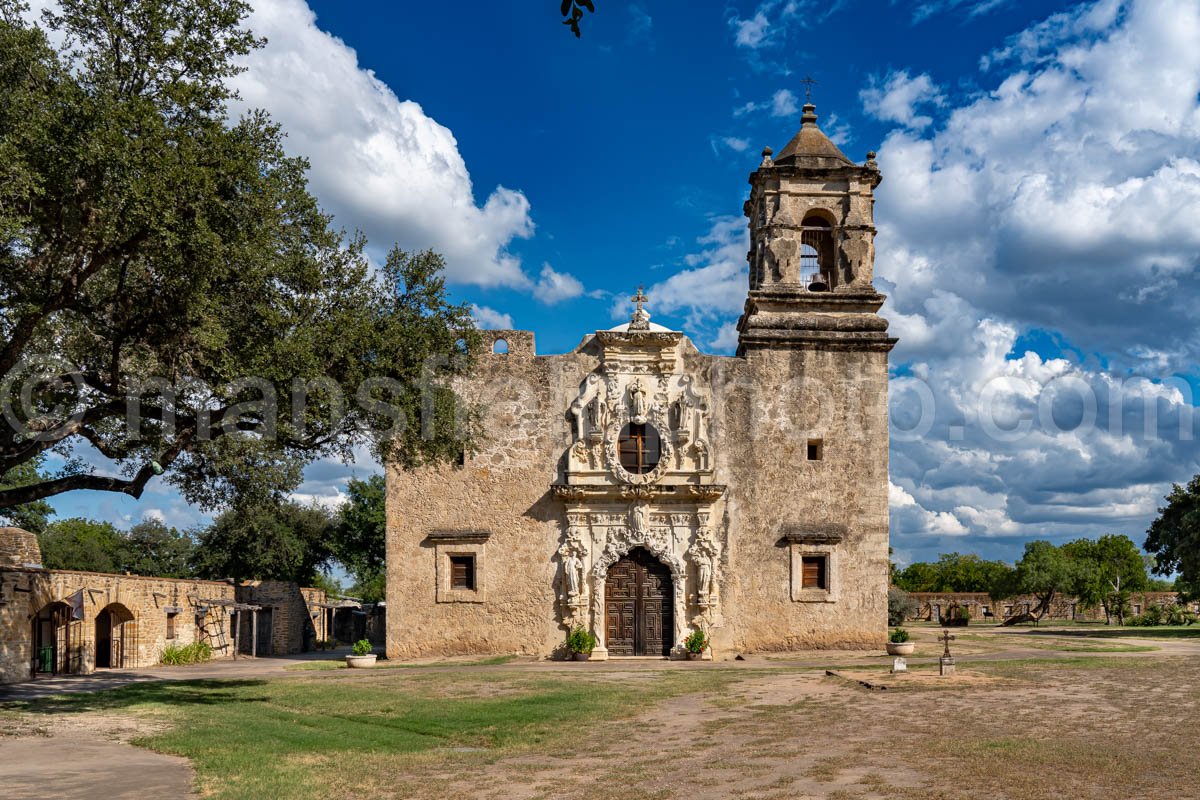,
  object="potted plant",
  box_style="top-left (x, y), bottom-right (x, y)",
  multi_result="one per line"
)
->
top-left (684, 629), bottom-right (709, 661)
top-left (886, 627), bottom-right (914, 656)
top-left (345, 639), bottom-right (377, 668)
top-left (566, 626), bottom-right (596, 661)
